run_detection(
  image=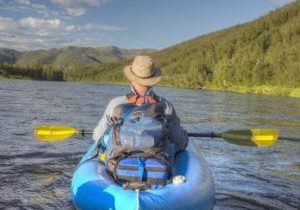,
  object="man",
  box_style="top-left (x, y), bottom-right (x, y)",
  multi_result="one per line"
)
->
top-left (93, 55), bottom-right (188, 155)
